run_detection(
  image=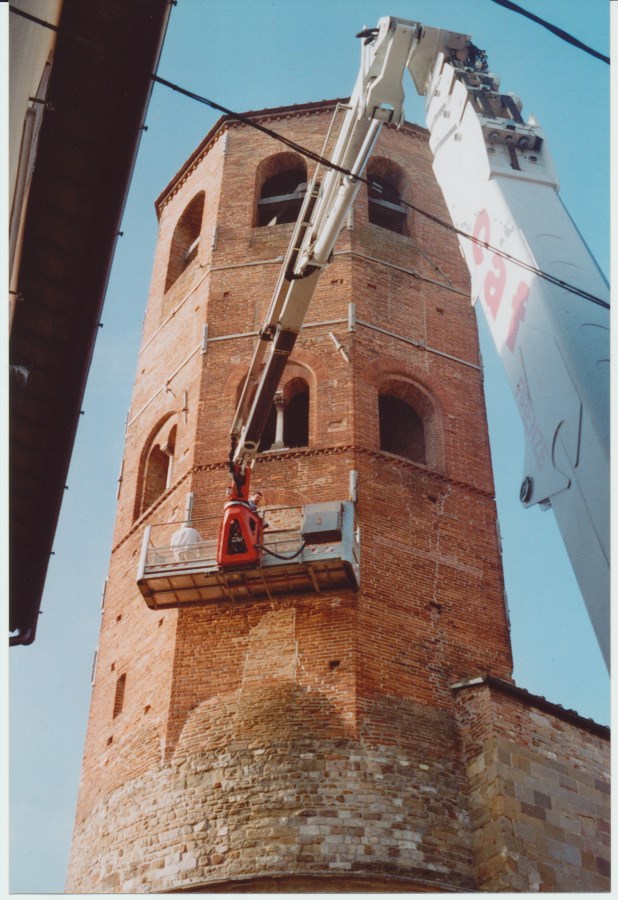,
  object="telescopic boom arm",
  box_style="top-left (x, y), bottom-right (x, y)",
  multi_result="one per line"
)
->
top-left (226, 17), bottom-right (609, 667)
